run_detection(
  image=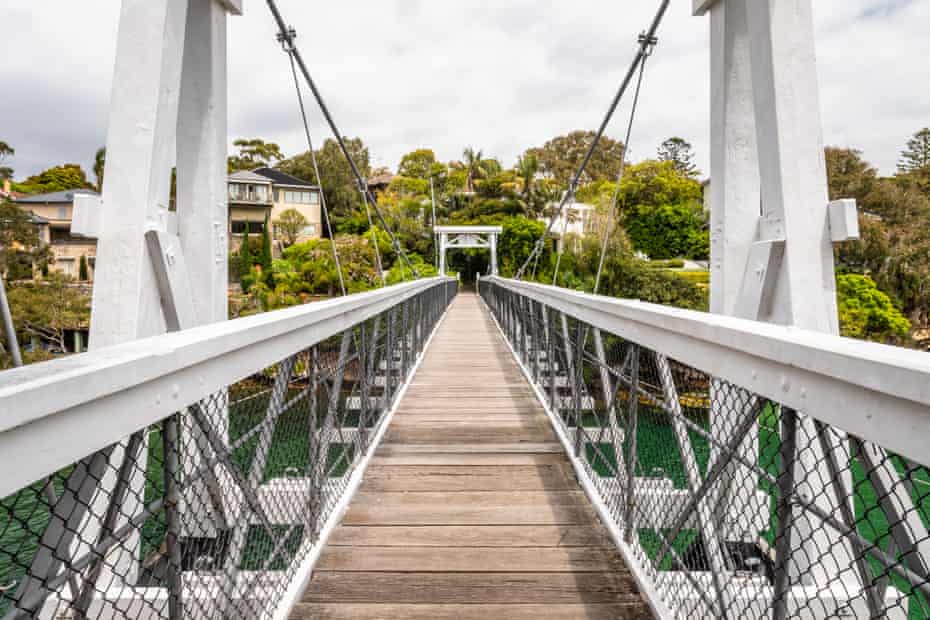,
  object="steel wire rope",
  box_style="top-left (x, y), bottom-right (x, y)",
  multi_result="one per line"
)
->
top-left (593, 39), bottom-right (652, 295)
top-left (515, 0), bottom-right (670, 280)
top-left (265, 0), bottom-right (419, 279)
top-left (283, 47), bottom-right (347, 296)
